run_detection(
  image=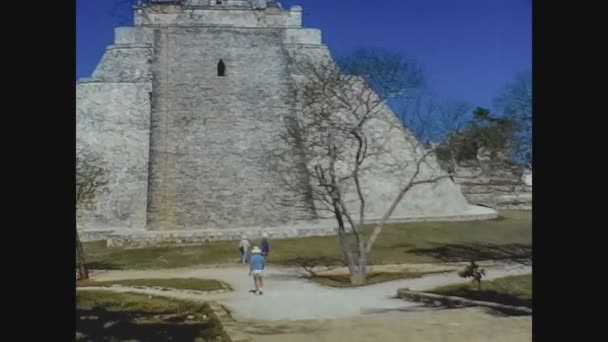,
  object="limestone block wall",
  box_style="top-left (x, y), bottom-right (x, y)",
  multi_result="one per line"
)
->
top-left (135, 2), bottom-right (302, 28)
top-left (453, 164), bottom-right (532, 210)
top-left (91, 28), bottom-right (154, 82)
top-left (283, 28), bottom-right (321, 45)
top-left (352, 107), bottom-right (471, 220)
top-left (144, 26), bottom-right (316, 230)
top-left (76, 27), bottom-right (154, 232)
top-left (76, 82), bottom-right (152, 231)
